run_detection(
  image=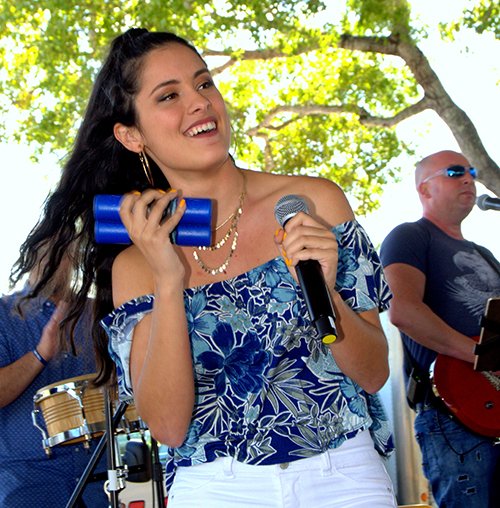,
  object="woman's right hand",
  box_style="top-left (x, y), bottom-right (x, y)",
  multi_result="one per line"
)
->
top-left (116, 189), bottom-right (195, 446)
top-left (119, 188), bottom-right (187, 284)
